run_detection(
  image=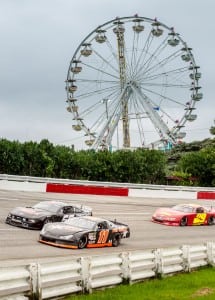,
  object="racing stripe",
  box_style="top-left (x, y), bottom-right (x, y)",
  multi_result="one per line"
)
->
top-left (86, 242), bottom-right (112, 248)
top-left (39, 239), bottom-right (78, 249)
